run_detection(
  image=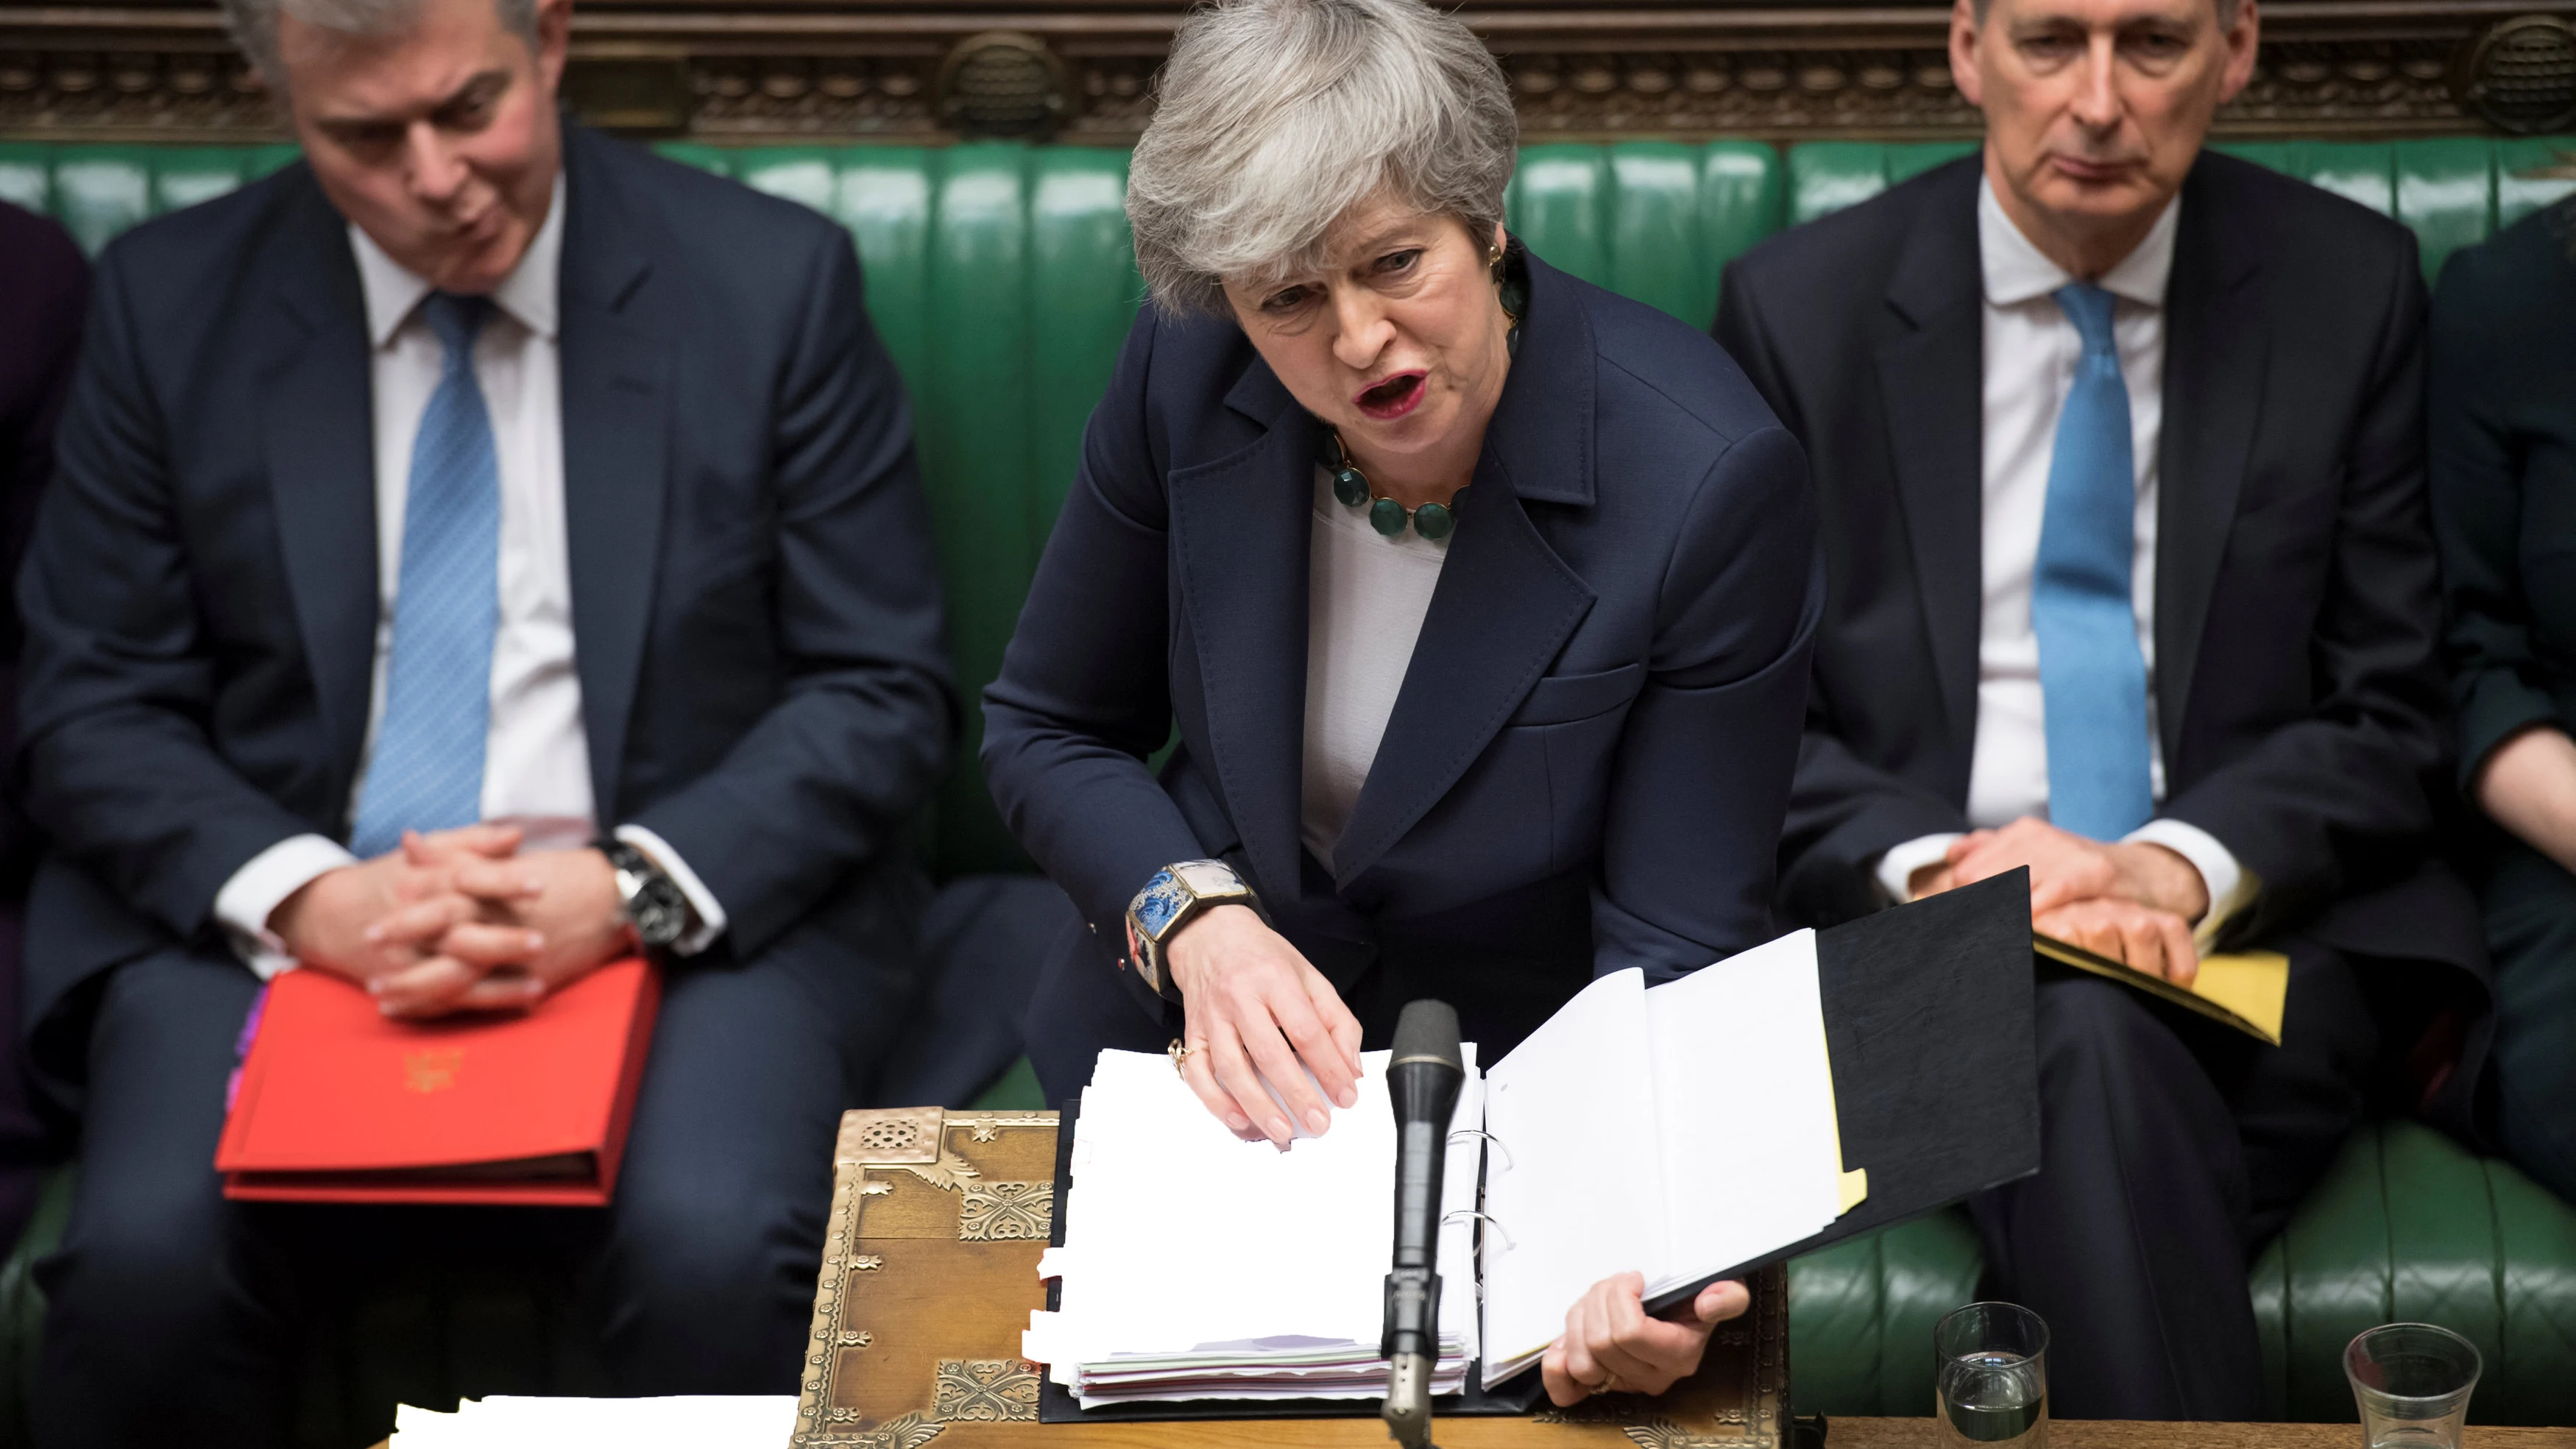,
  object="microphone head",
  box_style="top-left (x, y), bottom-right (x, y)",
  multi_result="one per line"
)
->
top-left (1390, 999), bottom-right (1462, 1074)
